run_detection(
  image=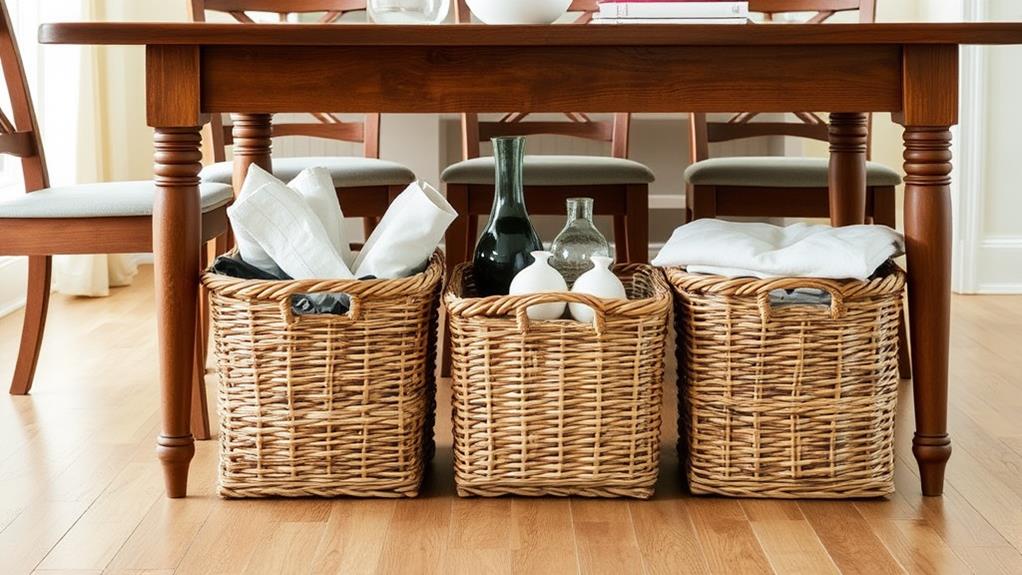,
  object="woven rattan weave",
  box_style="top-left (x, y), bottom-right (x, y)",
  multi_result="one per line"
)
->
top-left (668, 265), bottom-right (905, 499)
top-left (203, 250), bottom-right (444, 498)
top-left (445, 262), bottom-right (671, 498)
